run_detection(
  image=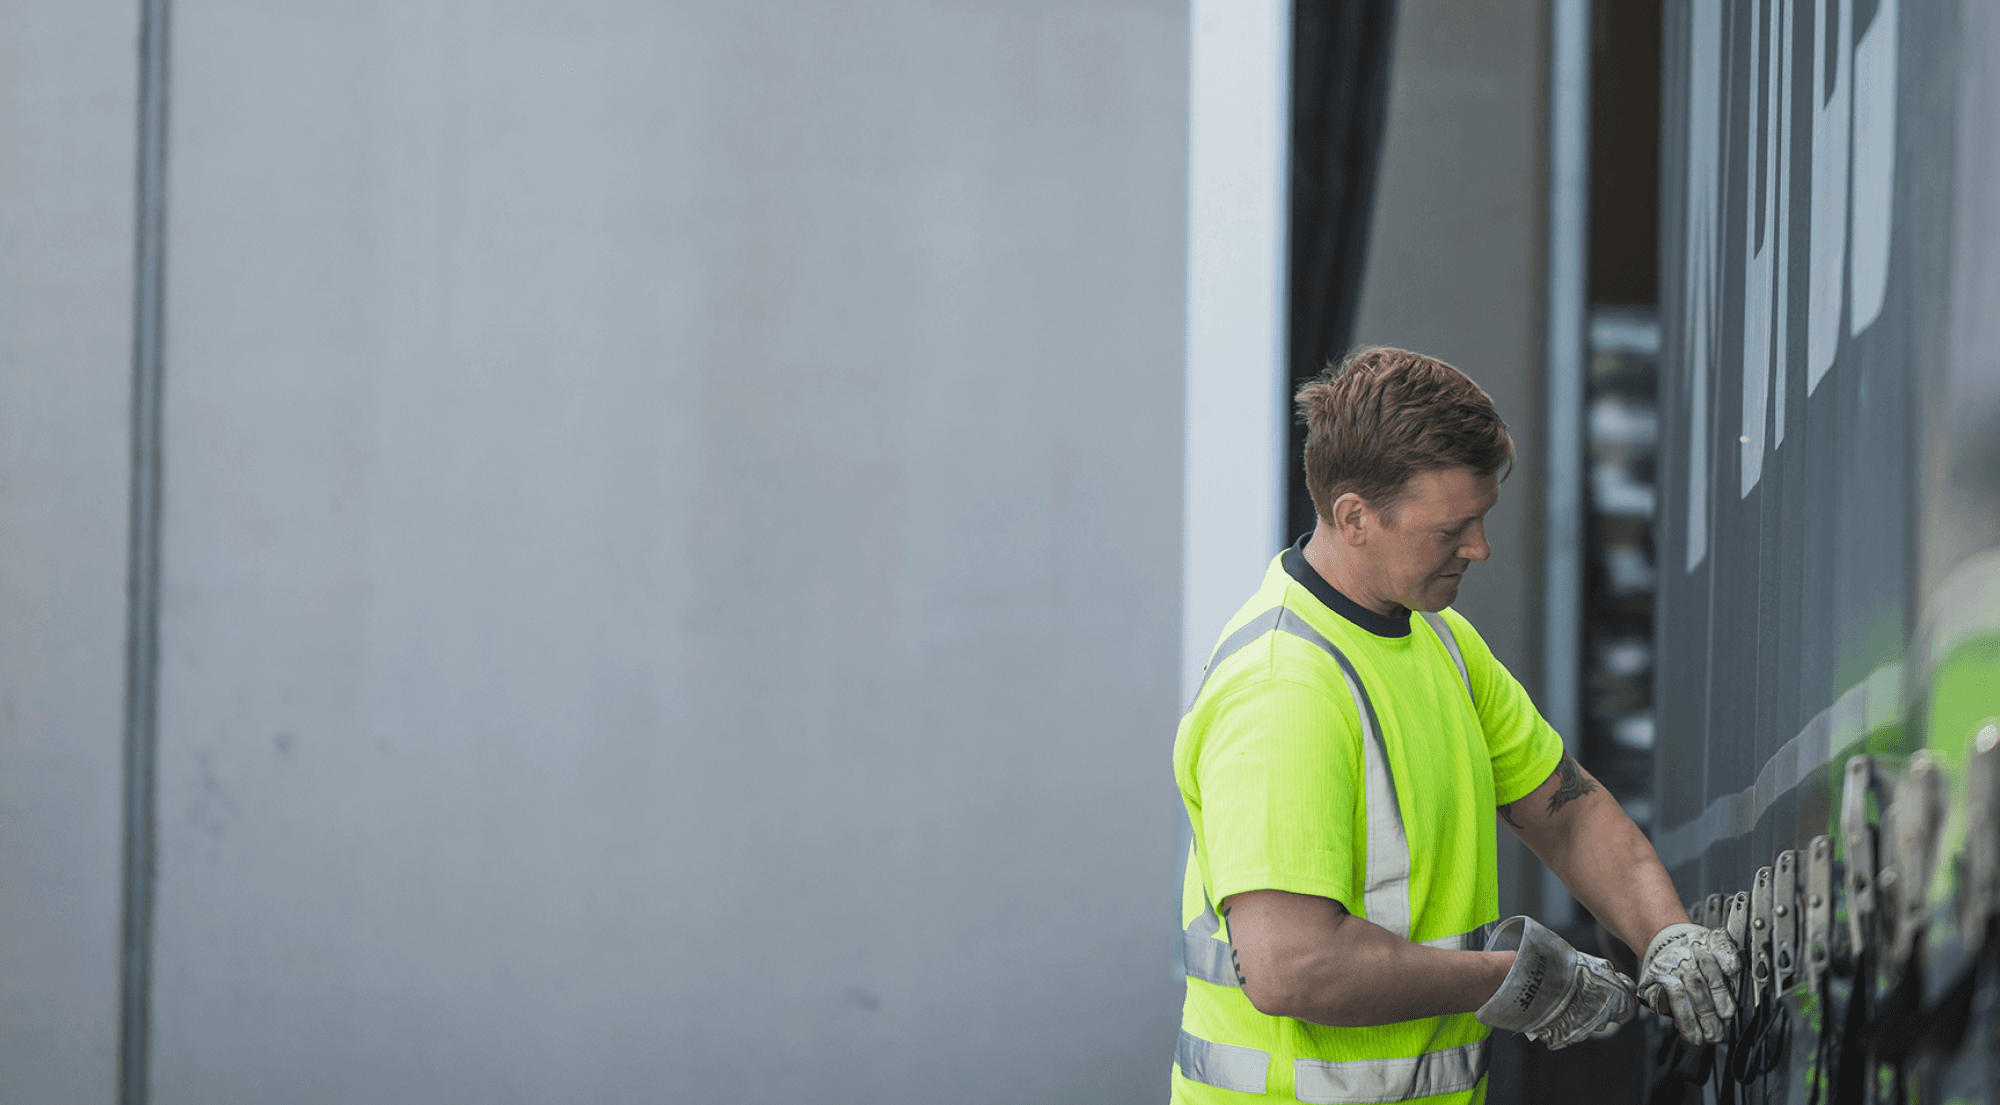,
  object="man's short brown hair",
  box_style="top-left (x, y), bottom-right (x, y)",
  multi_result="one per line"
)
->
top-left (1295, 347), bottom-right (1514, 523)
